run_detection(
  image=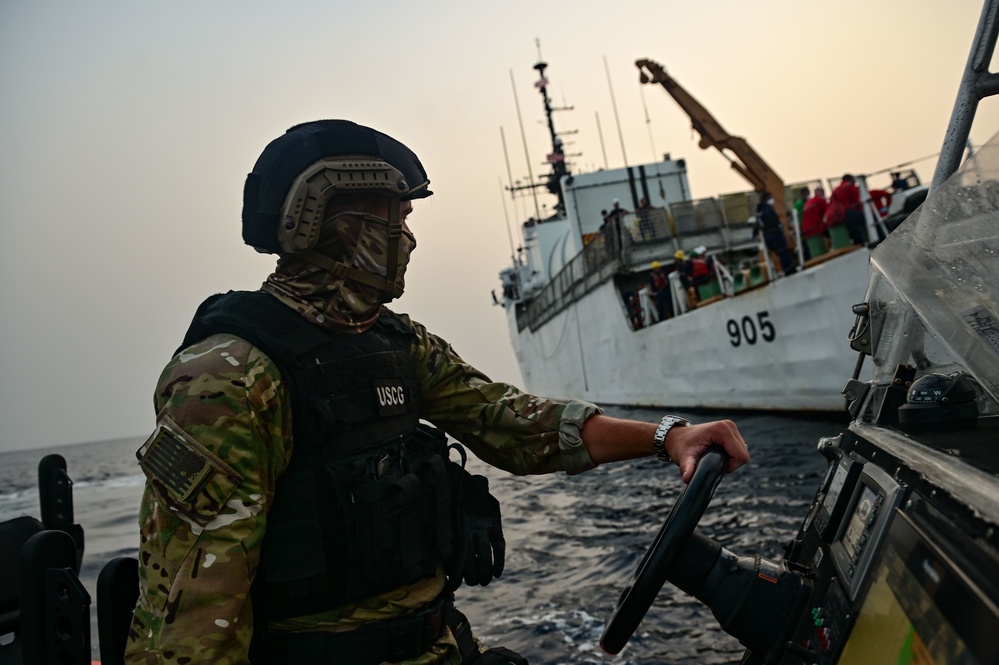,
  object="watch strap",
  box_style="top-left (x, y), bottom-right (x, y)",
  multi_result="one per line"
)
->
top-left (653, 415), bottom-right (691, 464)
